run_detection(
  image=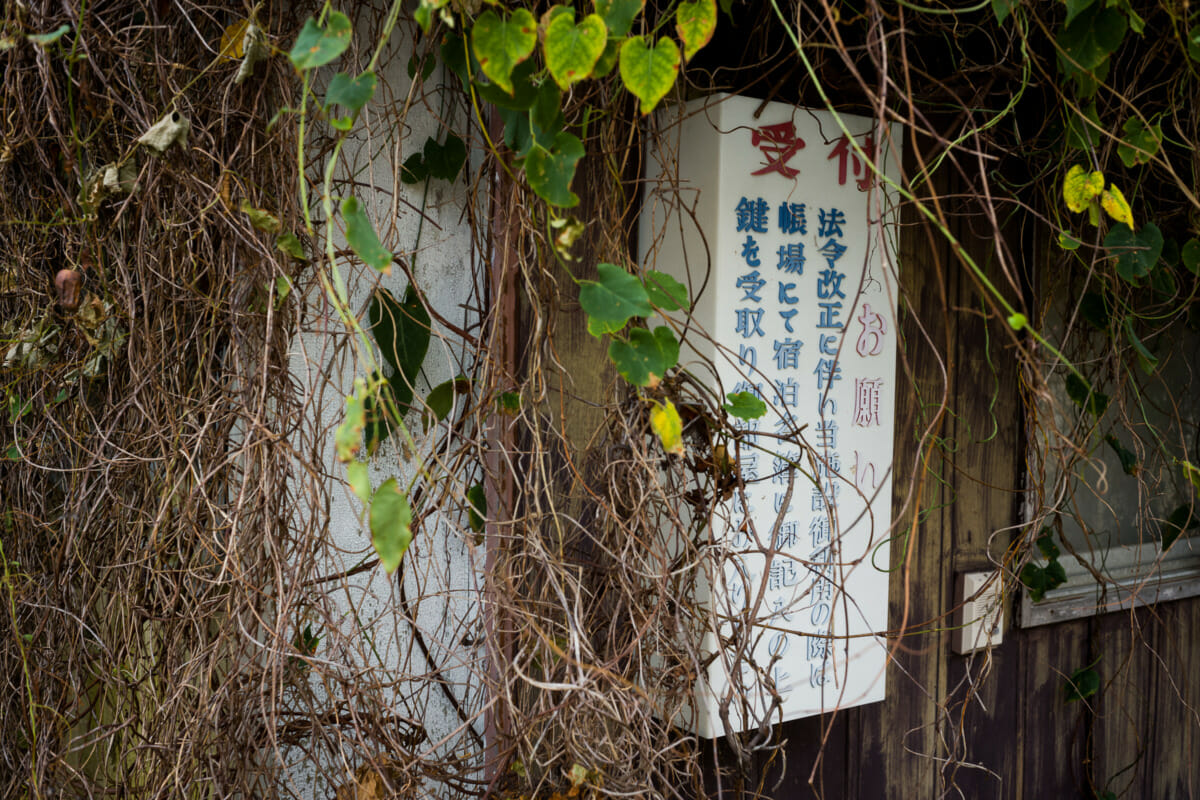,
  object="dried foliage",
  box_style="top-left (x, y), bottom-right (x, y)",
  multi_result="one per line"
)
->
top-left (1, 1), bottom-right (1198, 799)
